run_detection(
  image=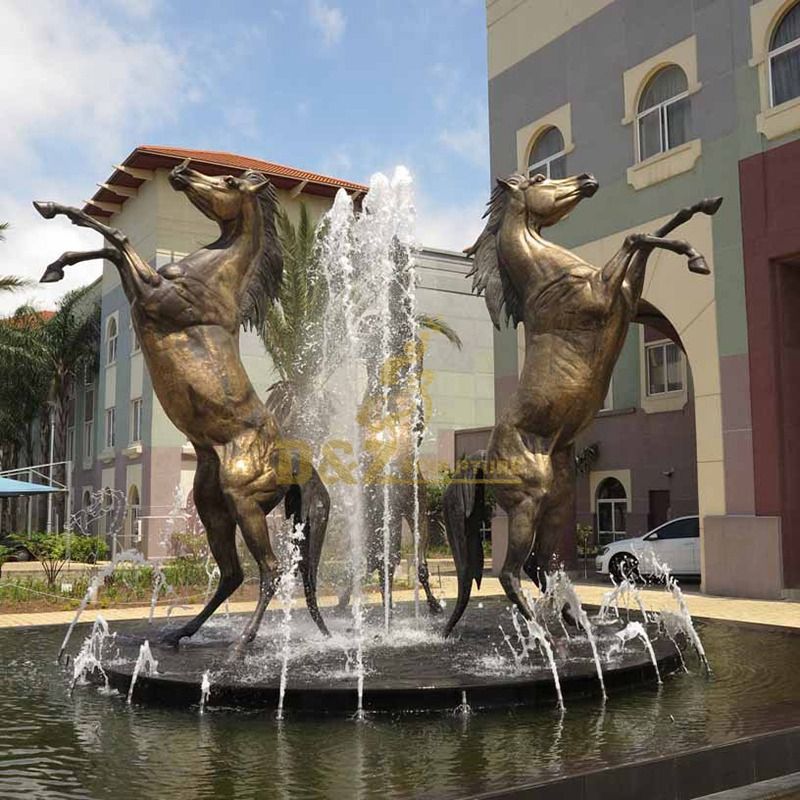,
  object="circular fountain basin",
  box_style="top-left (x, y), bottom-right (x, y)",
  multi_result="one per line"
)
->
top-left (97, 601), bottom-right (681, 714)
